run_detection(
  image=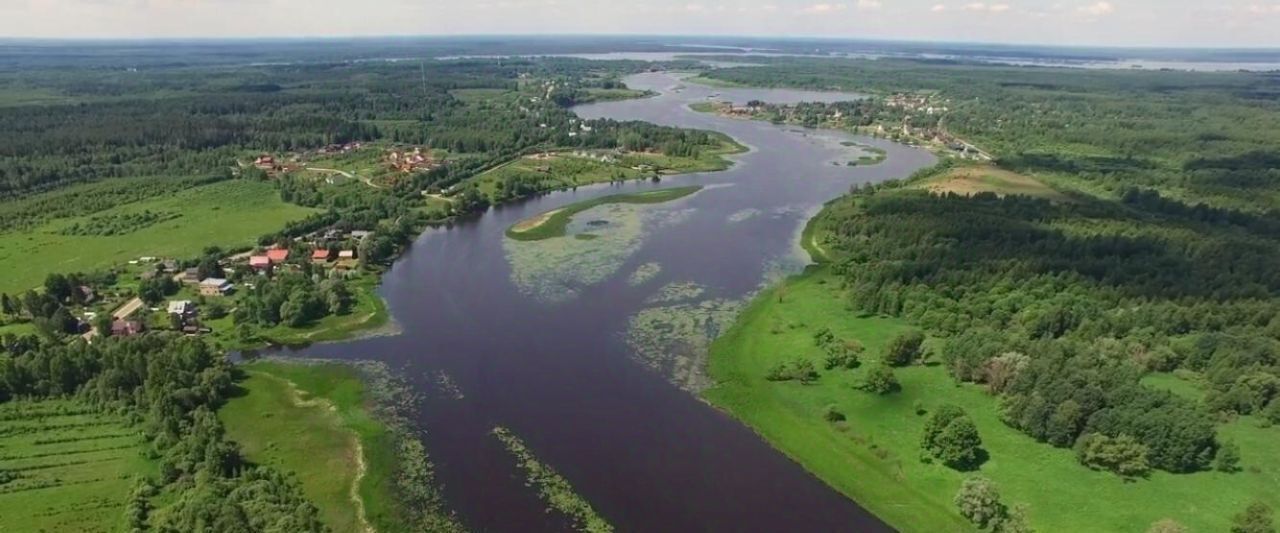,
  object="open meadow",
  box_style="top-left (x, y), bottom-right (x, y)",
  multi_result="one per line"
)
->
top-left (219, 362), bottom-right (400, 532)
top-left (0, 179), bottom-right (316, 294)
